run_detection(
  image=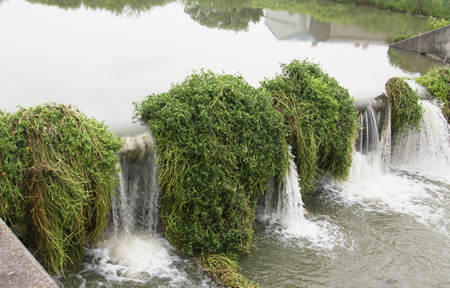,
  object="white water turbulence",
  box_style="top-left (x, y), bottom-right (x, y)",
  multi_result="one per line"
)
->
top-left (326, 100), bottom-right (448, 230)
top-left (257, 153), bottom-right (345, 250)
top-left (55, 132), bottom-right (210, 287)
top-left (392, 99), bottom-right (450, 180)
